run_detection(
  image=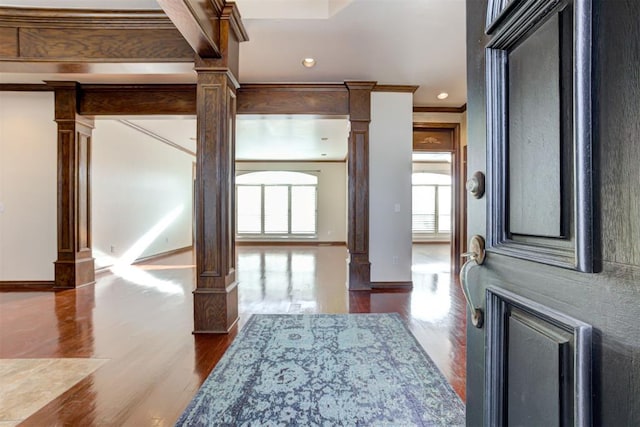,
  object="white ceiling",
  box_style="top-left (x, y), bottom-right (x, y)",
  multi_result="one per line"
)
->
top-left (236, 116), bottom-right (349, 161)
top-left (1, 0), bottom-right (466, 160)
top-left (0, 0), bottom-right (467, 107)
top-left (116, 116), bottom-right (350, 161)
